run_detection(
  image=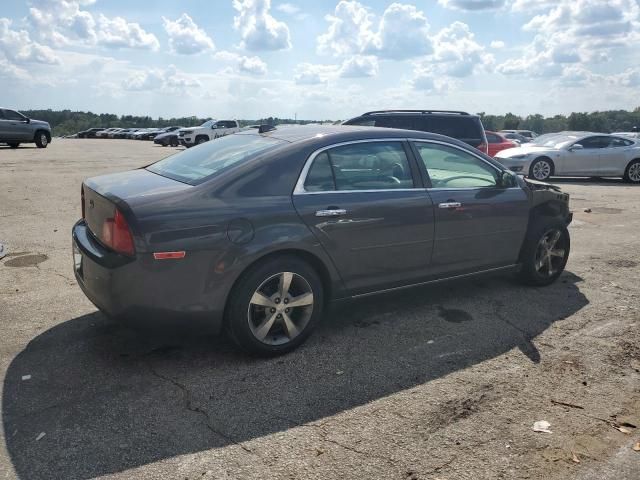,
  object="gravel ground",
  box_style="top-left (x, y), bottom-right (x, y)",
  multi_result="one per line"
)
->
top-left (0, 139), bottom-right (638, 480)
